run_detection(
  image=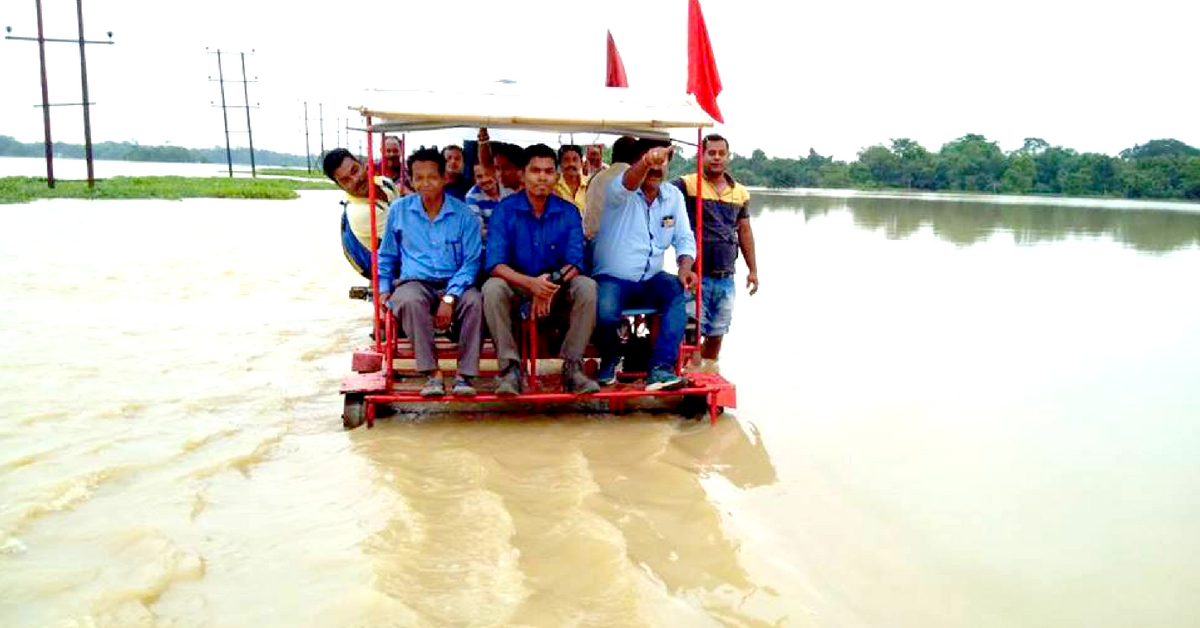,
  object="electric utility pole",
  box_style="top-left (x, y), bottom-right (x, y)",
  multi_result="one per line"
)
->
top-left (5, 0), bottom-right (114, 188)
top-left (207, 48), bottom-right (258, 177)
top-left (303, 101), bottom-right (312, 173)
